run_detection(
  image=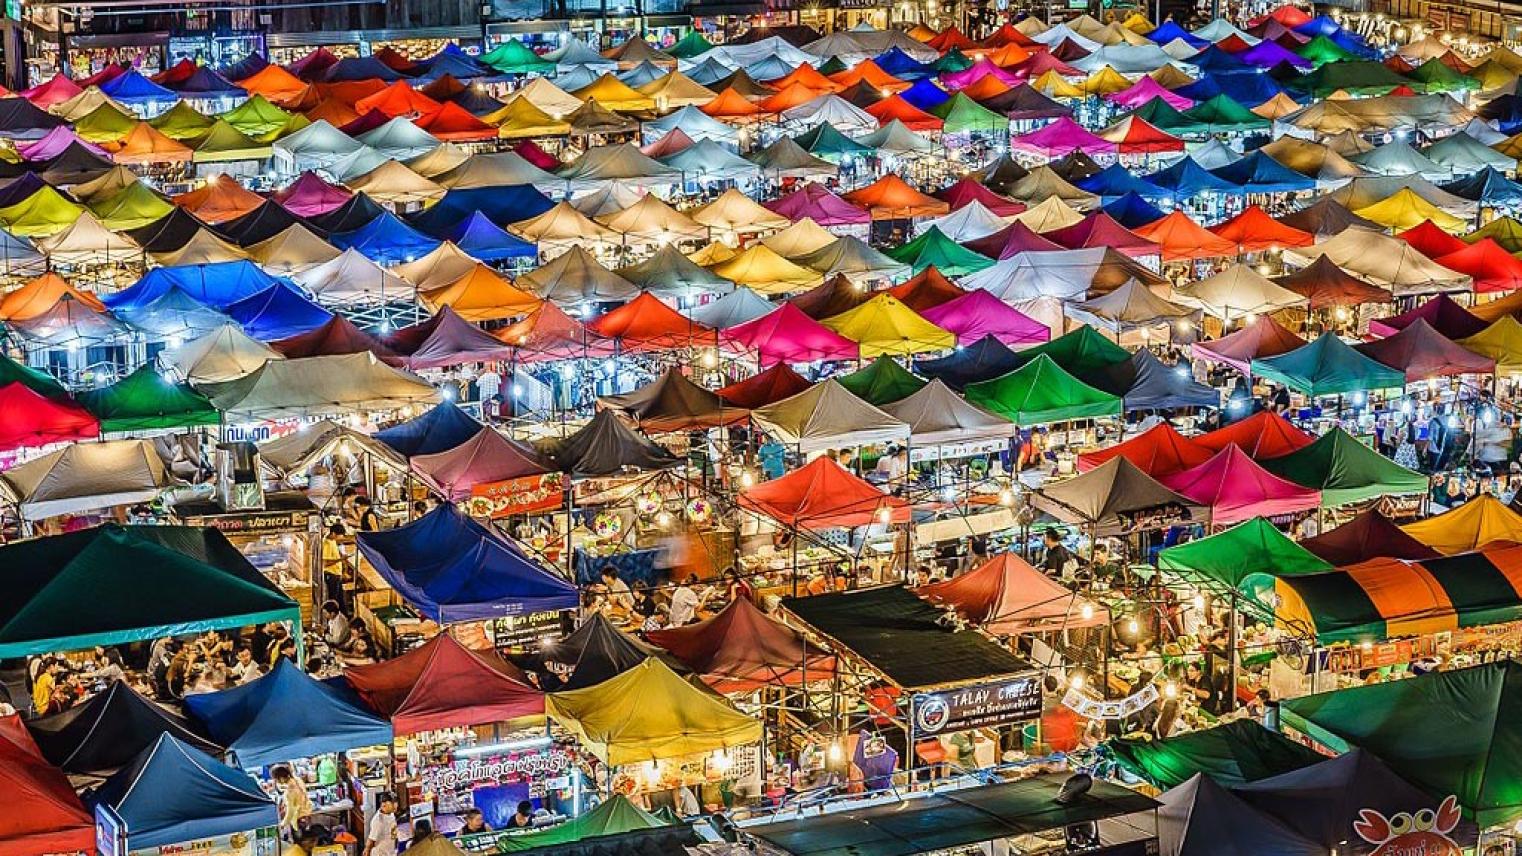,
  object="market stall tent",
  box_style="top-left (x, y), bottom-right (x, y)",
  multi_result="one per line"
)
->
top-left (1158, 516), bottom-right (1333, 590)
top-left (28, 678), bottom-right (221, 776)
top-left (1107, 720), bottom-right (1324, 789)
top-left (1251, 332), bottom-right (1406, 397)
top-left (409, 426), bottom-right (553, 501)
top-left (740, 455), bottom-right (909, 528)
top-left (1076, 422), bottom-right (1213, 476)
top-left (750, 378), bottom-right (909, 452)
top-left (1158, 774), bottom-right (1324, 856)
top-left (1400, 494), bottom-right (1522, 555)
top-left (538, 408), bottom-right (681, 476)
top-left (1034, 456), bottom-right (1204, 535)
top-left (917, 552), bottom-right (1106, 635)
top-left (648, 597), bottom-right (835, 691)
top-left (715, 362), bottom-right (814, 410)
top-left (163, 324), bottom-right (282, 385)
top-left (344, 633), bottom-right (543, 735)
top-left (600, 368), bottom-right (748, 432)
top-left (0, 713), bottom-right (93, 856)
top-left (200, 352), bottom-right (439, 421)
top-left (356, 503), bottom-right (576, 622)
top-left (545, 657), bottom-right (762, 765)
top-left (78, 365), bottom-right (219, 432)
top-left (183, 659), bottom-right (390, 768)
top-left (1259, 427), bottom-right (1427, 506)
top-left (965, 354), bottom-right (1122, 425)
top-left (882, 379), bottom-right (1016, 446)
top-left (1300, 508), bottom-right (1439, 566)
top-left (493, 795), bottom-right (693, 853)
top-left (0, 439), bottom-right (177, 520)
